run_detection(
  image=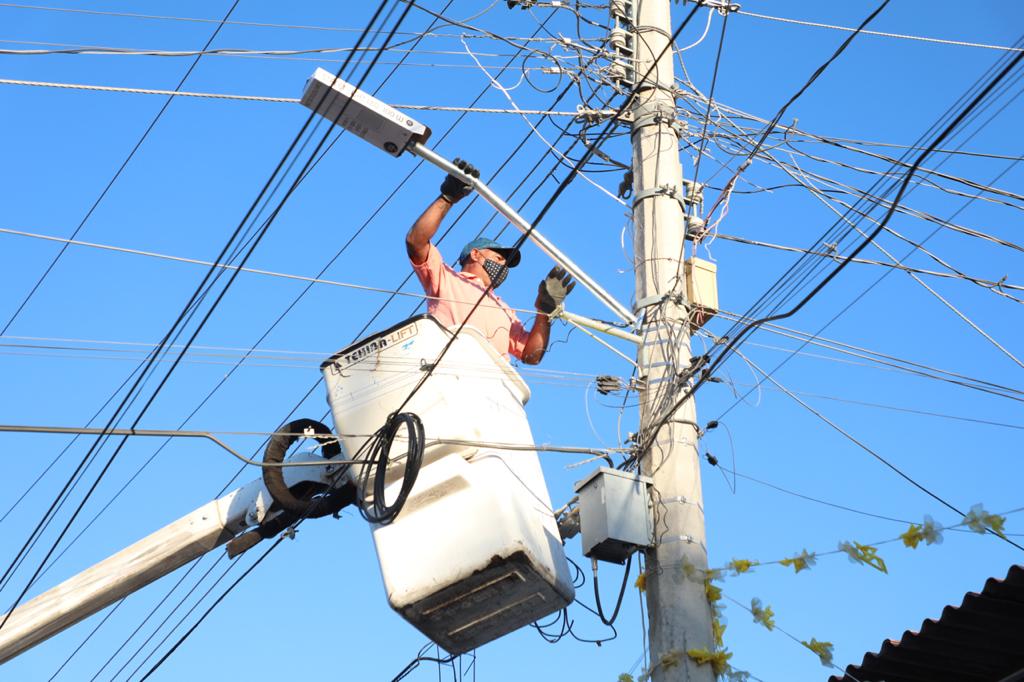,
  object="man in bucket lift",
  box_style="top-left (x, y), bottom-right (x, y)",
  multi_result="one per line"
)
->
top-left (407, 158), bottom-right (575, 365)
